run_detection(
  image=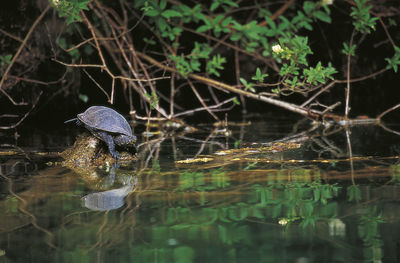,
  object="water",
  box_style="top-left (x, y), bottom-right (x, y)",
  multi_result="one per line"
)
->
top-left (1, 117), bottom-right (400, 263)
